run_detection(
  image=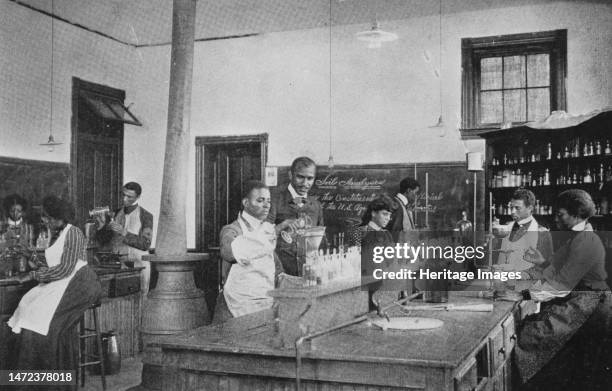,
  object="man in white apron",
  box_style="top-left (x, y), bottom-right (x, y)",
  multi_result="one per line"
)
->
top-left (215, 180), bottom-right (284, 323)
top-left (97, 182), bottom-right (153, 295)
top-left (497, 189), bottom-right (553, 275)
